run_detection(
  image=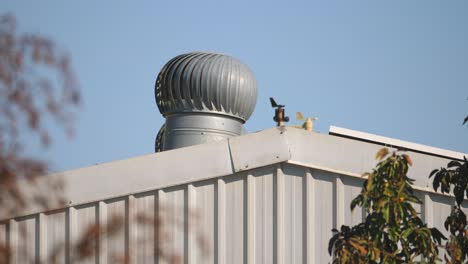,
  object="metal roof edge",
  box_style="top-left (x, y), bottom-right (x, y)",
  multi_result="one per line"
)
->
top-left (284, 126), bottom-right (463, 192)
top-left (228, 127), bottom-right (291, 172)
top-left (329, 125), bottom-right (467, 160)
top-left (7, 125), bottom-right (461, 220)
top-left (4, 128), bottom-right (291, 220)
